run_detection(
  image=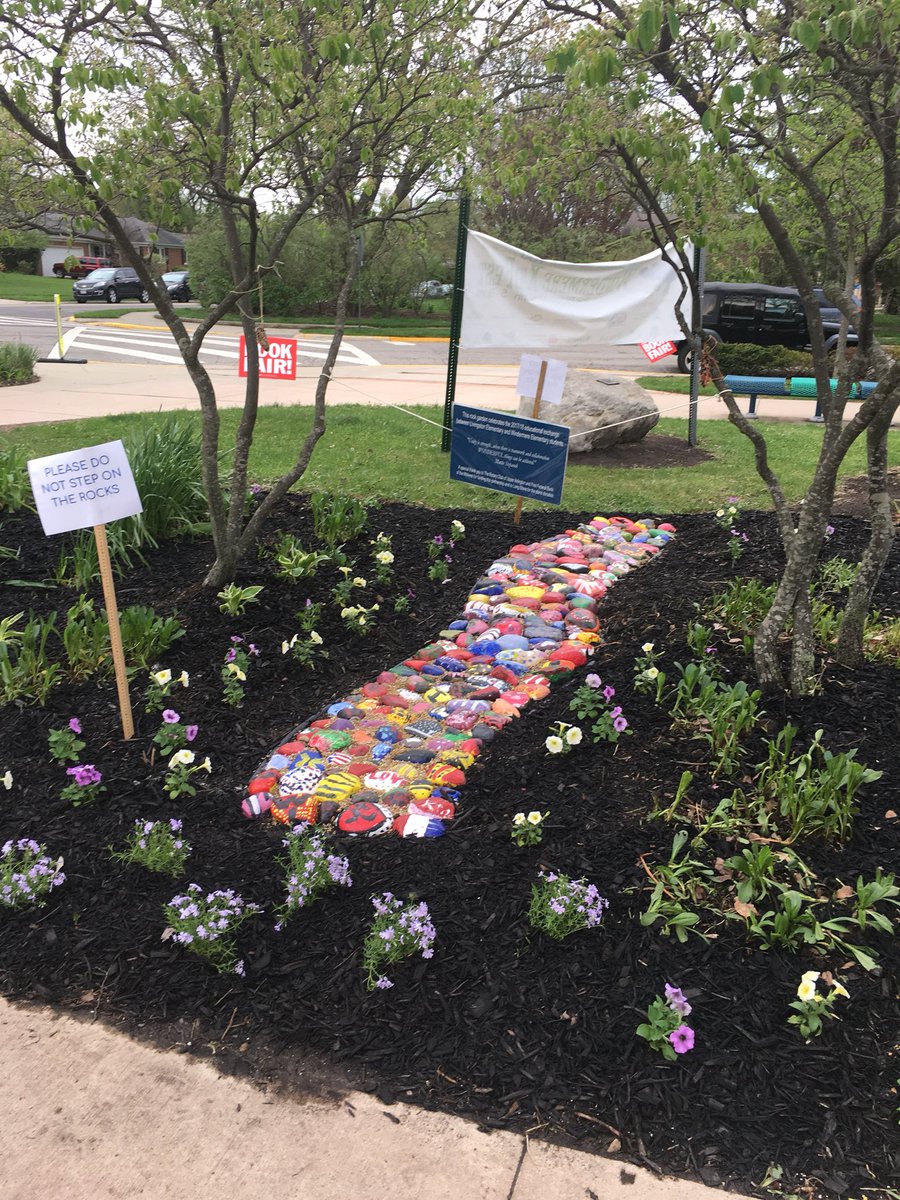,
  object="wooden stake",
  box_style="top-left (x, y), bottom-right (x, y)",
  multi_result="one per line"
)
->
top-left (513, 359), bottom-right (548, 526)
top-left (93, 523), bottom-right (134, 740)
